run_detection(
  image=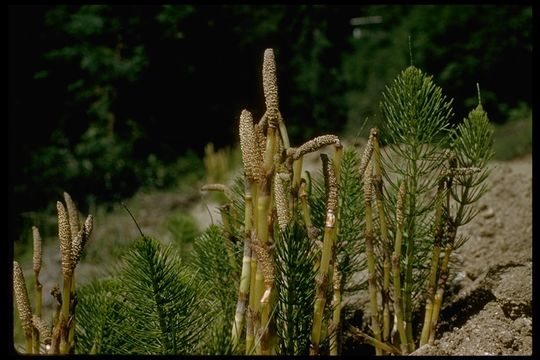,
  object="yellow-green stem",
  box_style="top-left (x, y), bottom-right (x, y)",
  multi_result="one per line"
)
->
top-left (372, 132), bottom-right (391, 345)
top-left (364, 172), bottom-right (382, 355)
top-left (310, 223), bottom-right (335, 355)
top-left (404, 157), bottom-right (418, 353)
top-left (429, 243), bottom-right (452, 345)
top-left (329, 268), bottom-right (342, 355)
top-left (420, 180), bottom-right (445, 346)
top-left (233, 183), bottom-right (253, 350)
top-left (33, 277), bottom-right (42, 353)
top-left (392, 181), bottom-right (408, 354)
